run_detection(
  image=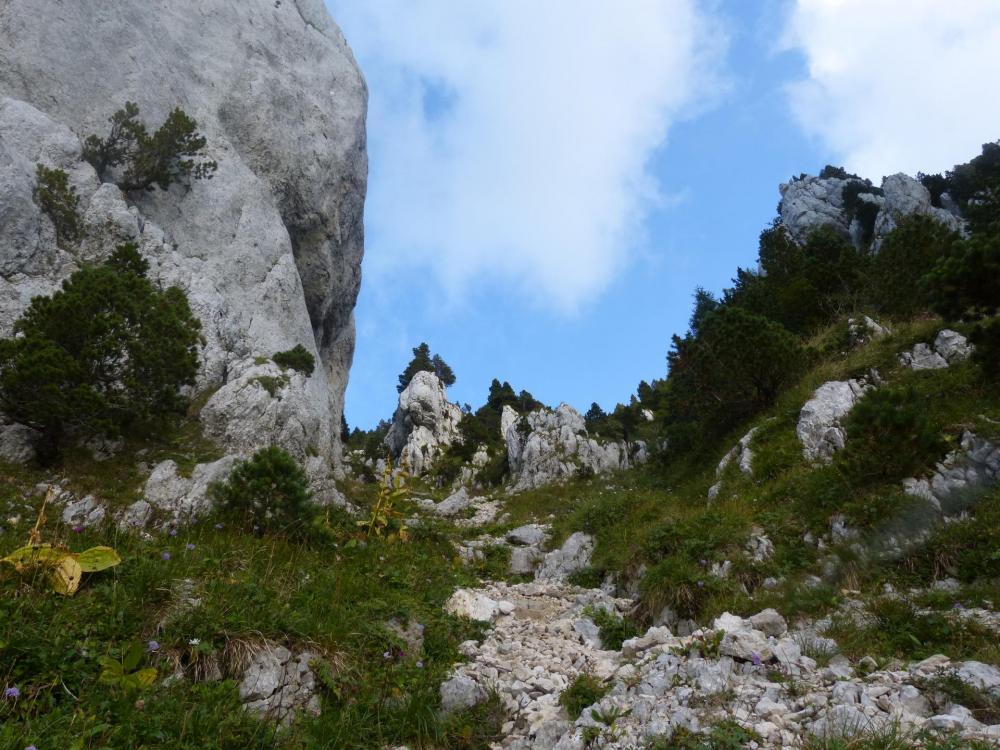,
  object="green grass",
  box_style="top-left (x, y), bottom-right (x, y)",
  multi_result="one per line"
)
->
top-left (0, 473), bottom-right (498, 749)
top-left (646, 720), bottom-right (757, 750)
top-left (801, 725), bottom-right (995, 750)
top-left (826, 597), bottom-right (1000, 664)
